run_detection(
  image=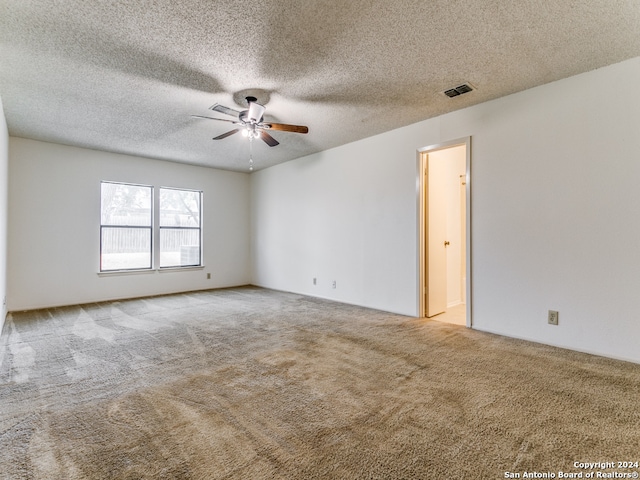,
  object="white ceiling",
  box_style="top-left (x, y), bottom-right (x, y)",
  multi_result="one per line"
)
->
top-left (2, 1), bottom-right (640, 172)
